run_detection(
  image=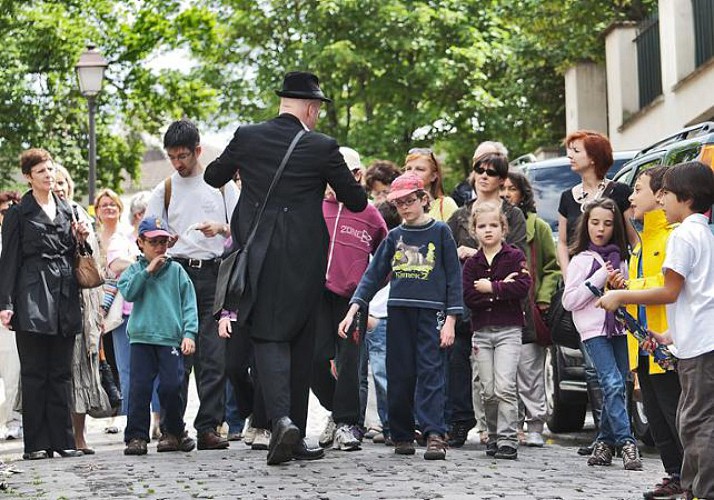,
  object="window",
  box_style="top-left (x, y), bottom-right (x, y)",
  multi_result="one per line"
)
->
top-left (693, 0), bottom-right (714, 67)
top-left (635, 16), bottom-right (663, 109)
